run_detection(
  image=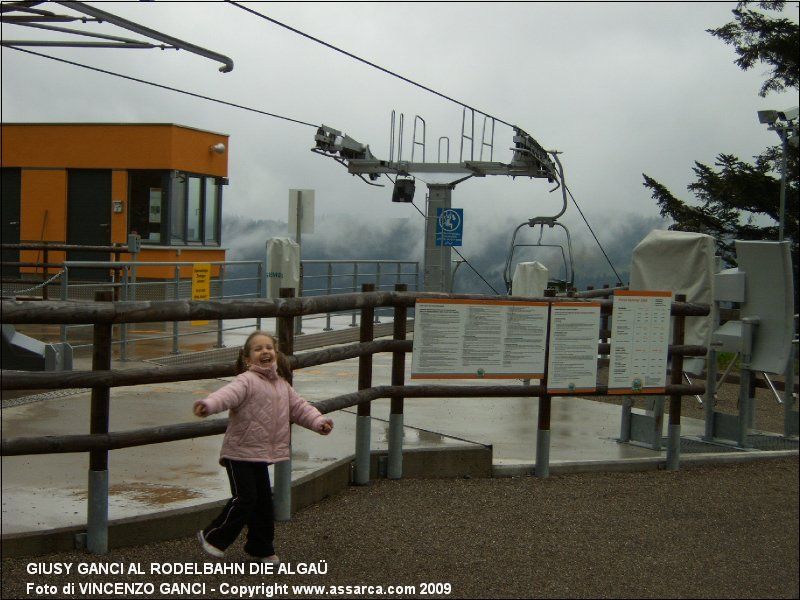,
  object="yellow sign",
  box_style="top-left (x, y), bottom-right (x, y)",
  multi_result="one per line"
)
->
top-left (191, 263), bottom-right (211, 326)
